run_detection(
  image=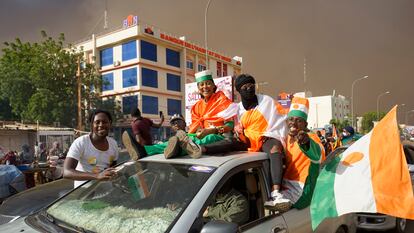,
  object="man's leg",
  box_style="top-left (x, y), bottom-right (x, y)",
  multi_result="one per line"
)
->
top-left (122, 131), bottom-right (148, 160)
top-left (202, 138), bottom-right (248, 155)
top-left (262, 138), bottom-right (291, 212)
top-left (175, 130), bottom-right (202, 158)
top-left (164, 136), bottom-right (181, 159)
